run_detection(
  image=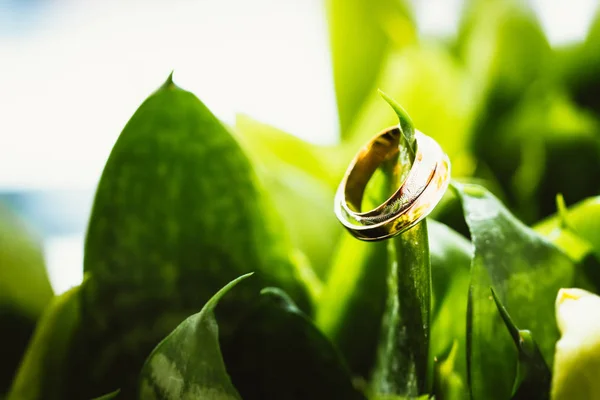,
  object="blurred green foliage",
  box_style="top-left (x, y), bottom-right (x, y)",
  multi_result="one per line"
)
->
top-left (0, 203), bottom-right (53, 396)
top-left (3, 1), bottom-right (600, 399)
